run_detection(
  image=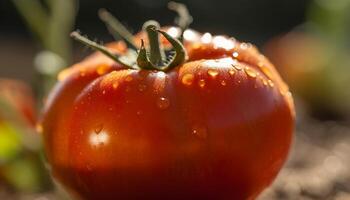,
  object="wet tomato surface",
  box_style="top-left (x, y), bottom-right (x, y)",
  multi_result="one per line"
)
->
top-left (40, 26), bottom-right (294, 200)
